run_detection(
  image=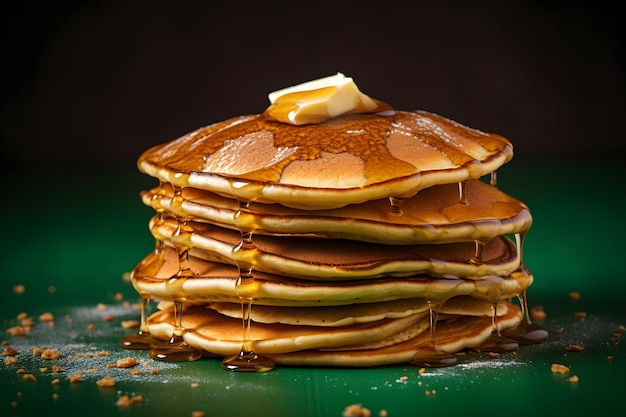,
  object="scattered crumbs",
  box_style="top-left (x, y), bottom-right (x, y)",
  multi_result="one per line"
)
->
top-left (574, 312), bottom-right (587, 318)
top-left (418, 368), bottom-right (426, 374)
top-left (395, 375), bottom-right (409, 383)
top-left (342, 403), bottom-right (371, 417)
top-left (117, 357), bottom-right (139, 368)
top-left (51, 379), bottom-right (60, 385)
top-left (567, 375), bottom-right (580, 383)
top-left (3, 346), bottom-right (18, 356)
top-left (485, 352), bottom-right (499, 359)
top-left (607, 355), bottom-right (614, 361)
top-left (102, 314), bottom-right (116, 322)
top-left (67, 372), bottom-right (83, 383)
top-left (41, 349), bottom-right (61, 360)
top-left (6, 326), bottom-right (26, 337)
top-left (16, 312), bottom-right (28, 321)
top-left (150, 369), bottom-right (159, 375)
top-left (16, 368), bottom-right (26, 374)
top-left (39, 312), bottom-right (54, 322)
top-left (114, 292), bottom-right (124, 301)
top-left (39, 367), bottom-right (48, 373)
top-left (530, 306), bottom-right (546, 320)
top-left (567, 344), bottom-right (585, 352)
top-left (86, 323), bottom-right (95, 331)
top-left (22, 373), bottom-right (37, 382)
top-left (106, 364), bottom-right (117, 369)
top-left (97, 303), bottom-right (107, 311)
top-left (121, 320), bottom-right (140, 329)
top-left (12, 285), bottom-right (25, 295)
top-left (116, 395), bottom-right (143, 407)
top-left (20, 317), bottom-right (34, 328)
top-left (191, 382), bottom-right (199, 389)
top-left (568, 291), bottom-right (581, 301)
top-left (618, 325), bottom-right (625, 333)
top-left (96, 375), bottom-right (117, 388)
top-left (551, 363), bottom-right (570, 374)
top-left (379, 410), bottom-right (388, 417)
top-left (48, 285), bottom-right (56, 294)
top-left (52, 365), bottom-right (63, 373)
top-left (130, 369), bottom-right (141, 376)
top-left (191, 412), bottom-right (205, 417)
top-left (52, 393), bottom-right (59, 400)
top-left (5, 356), bottom-right (18, 365)
top-left (555, 328), bottom-right (564, 334)
top-left (425, 389), bottom-right (437, 396)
